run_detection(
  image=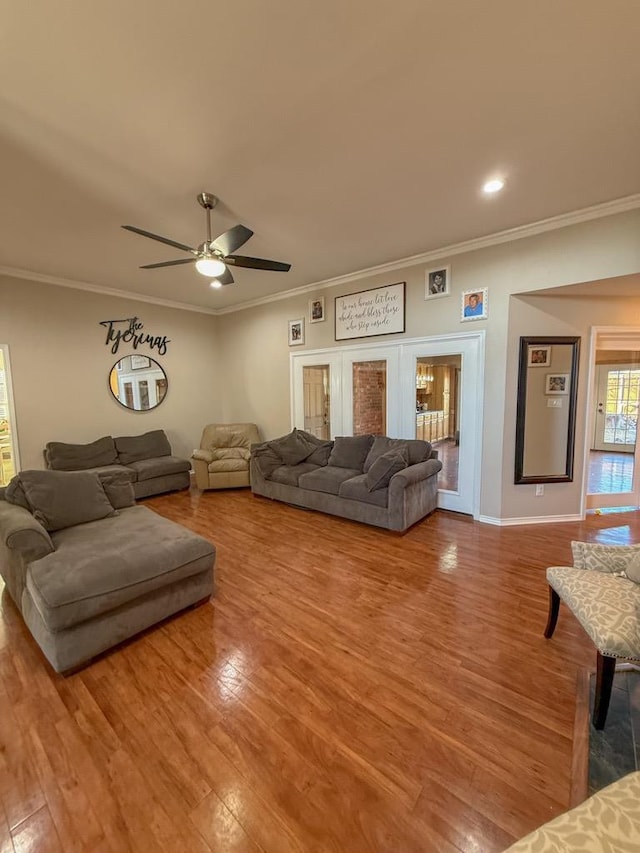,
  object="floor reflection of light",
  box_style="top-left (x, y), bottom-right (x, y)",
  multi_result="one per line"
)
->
top-left (594, 524), bottom-right (635, 545)
top-left (217, 649), bottom-right (247, 700)
top-left (438, 543), bottom-right (458, 573)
